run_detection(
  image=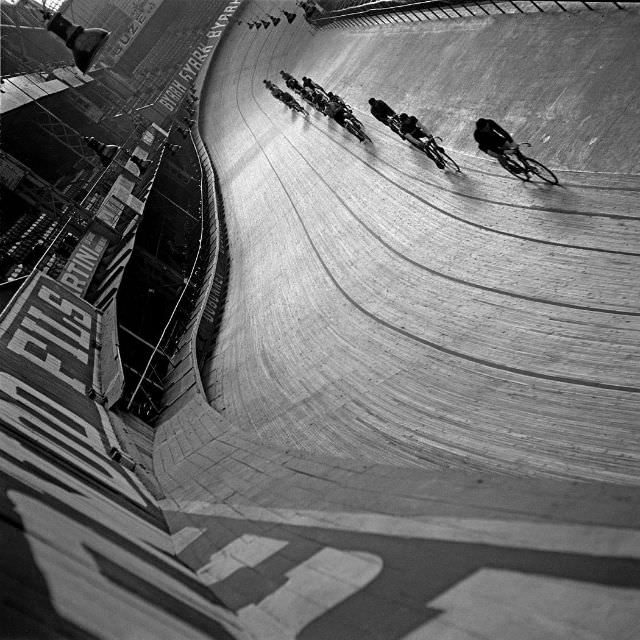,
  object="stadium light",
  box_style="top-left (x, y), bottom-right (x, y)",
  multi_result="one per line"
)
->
top-left (41, 4), bottom-right (110, 74)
